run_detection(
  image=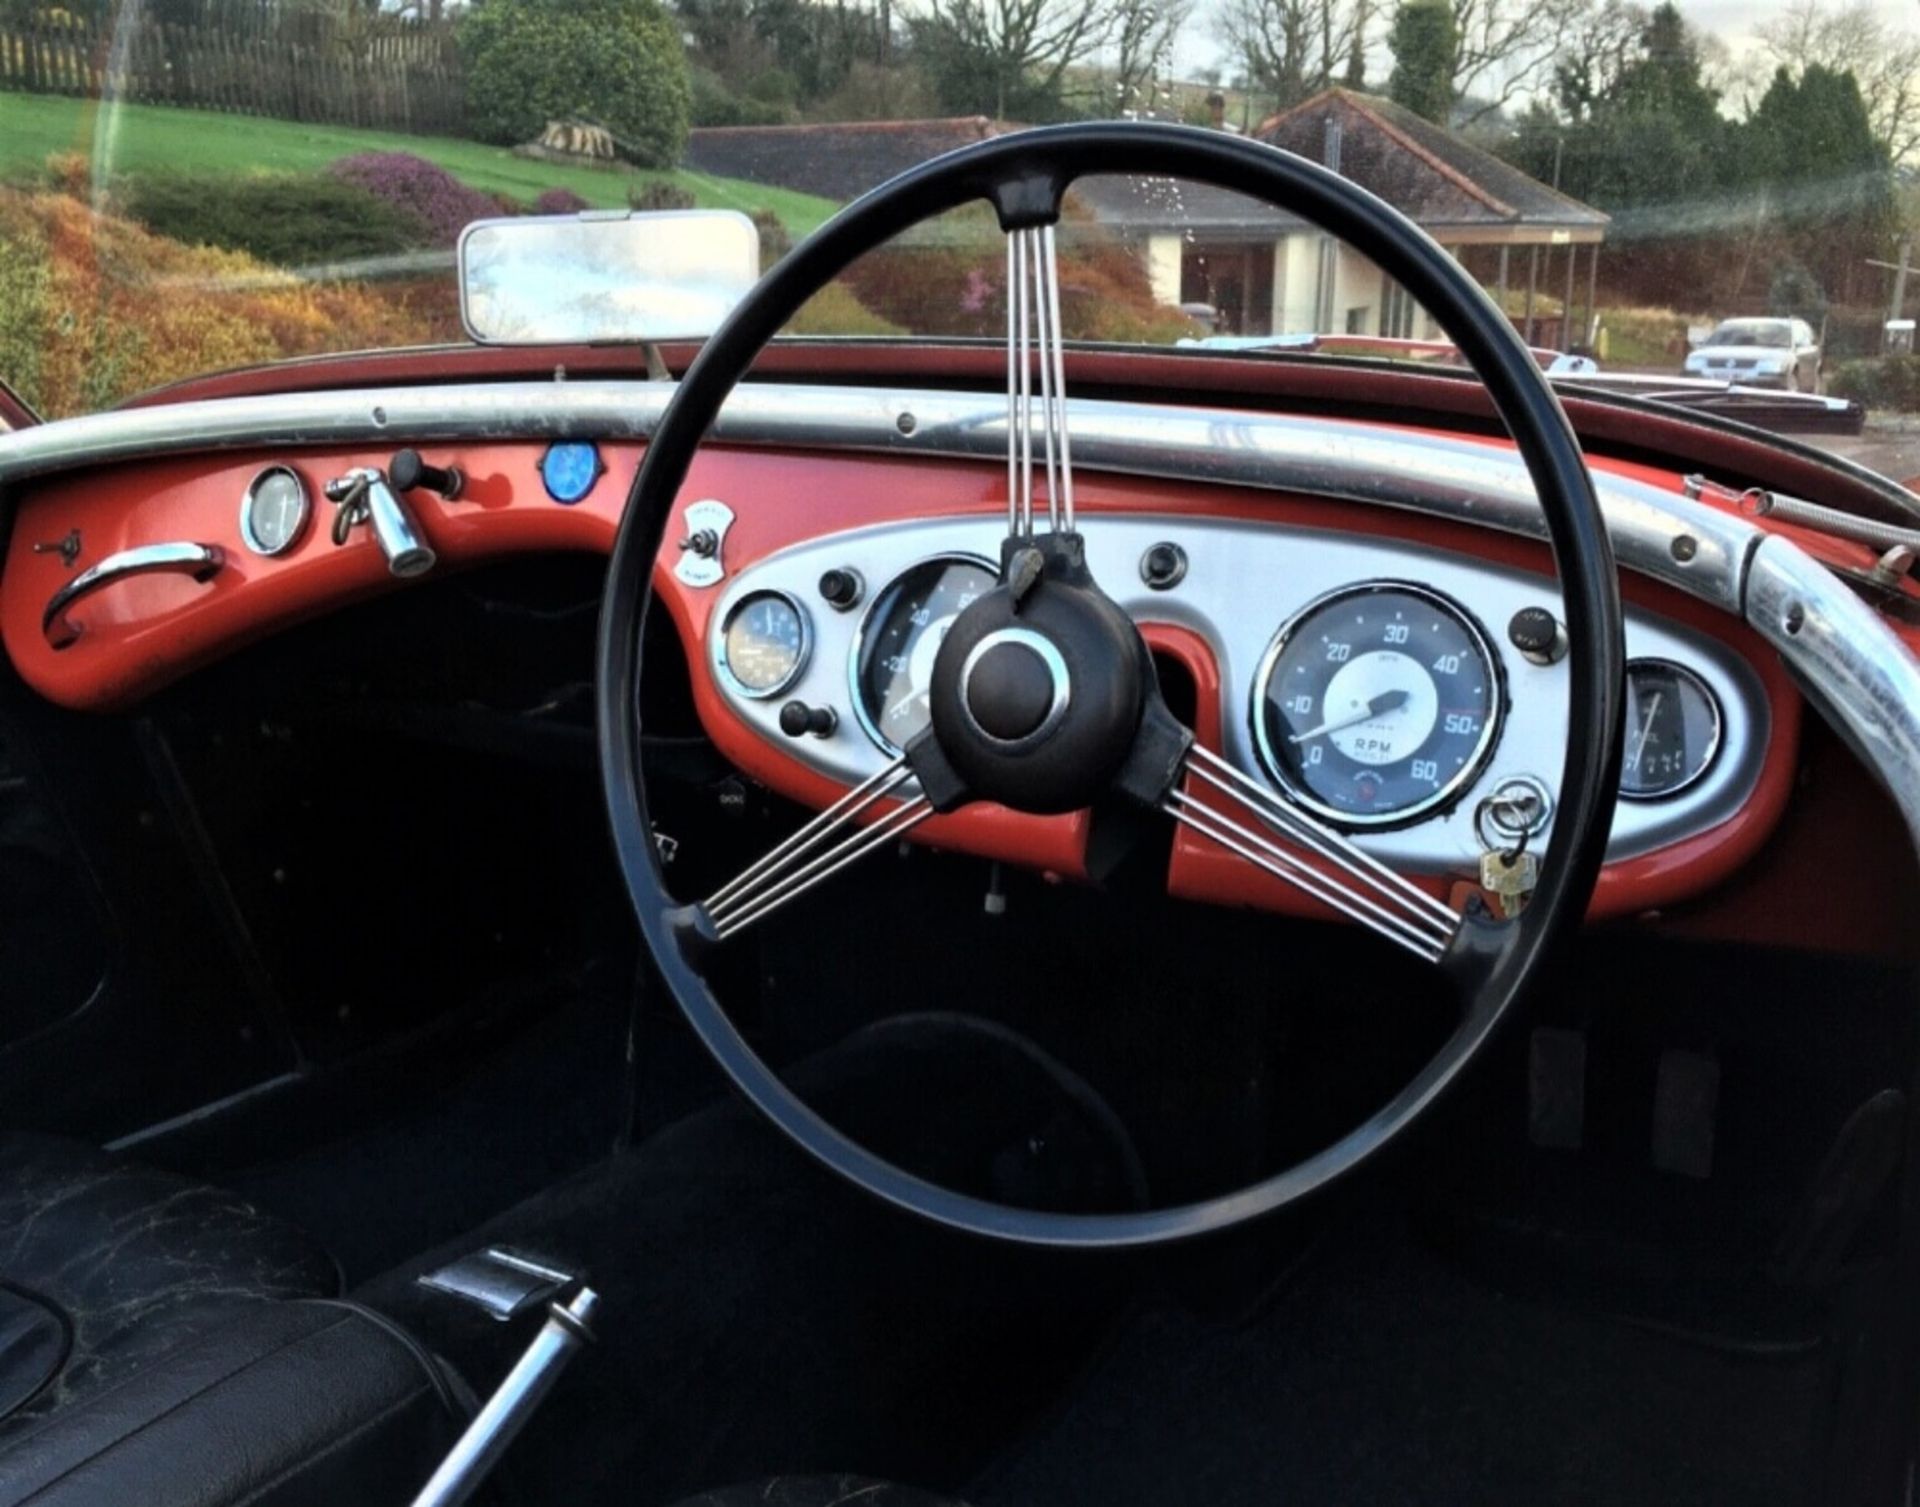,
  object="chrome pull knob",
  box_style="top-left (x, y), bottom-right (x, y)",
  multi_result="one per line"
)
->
top-left (325, 467), bottom-right (437, 579)
top-left (42, 542), bottom-right (225, 650)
